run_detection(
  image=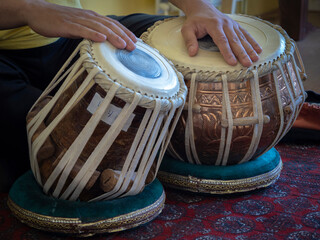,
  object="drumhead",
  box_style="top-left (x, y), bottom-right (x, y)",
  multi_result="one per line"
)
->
top-left (143, 15), bottom-right (286, 73)
top-left (90, 39), bottom-right (180, 98)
